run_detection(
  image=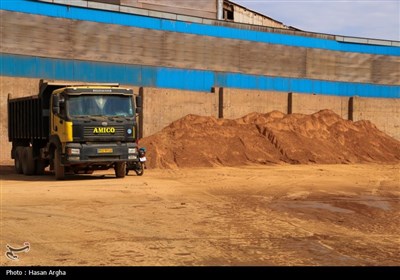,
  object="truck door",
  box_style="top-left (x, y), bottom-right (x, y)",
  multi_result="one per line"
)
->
top-left (51, 93), bottom-right (73, 143)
